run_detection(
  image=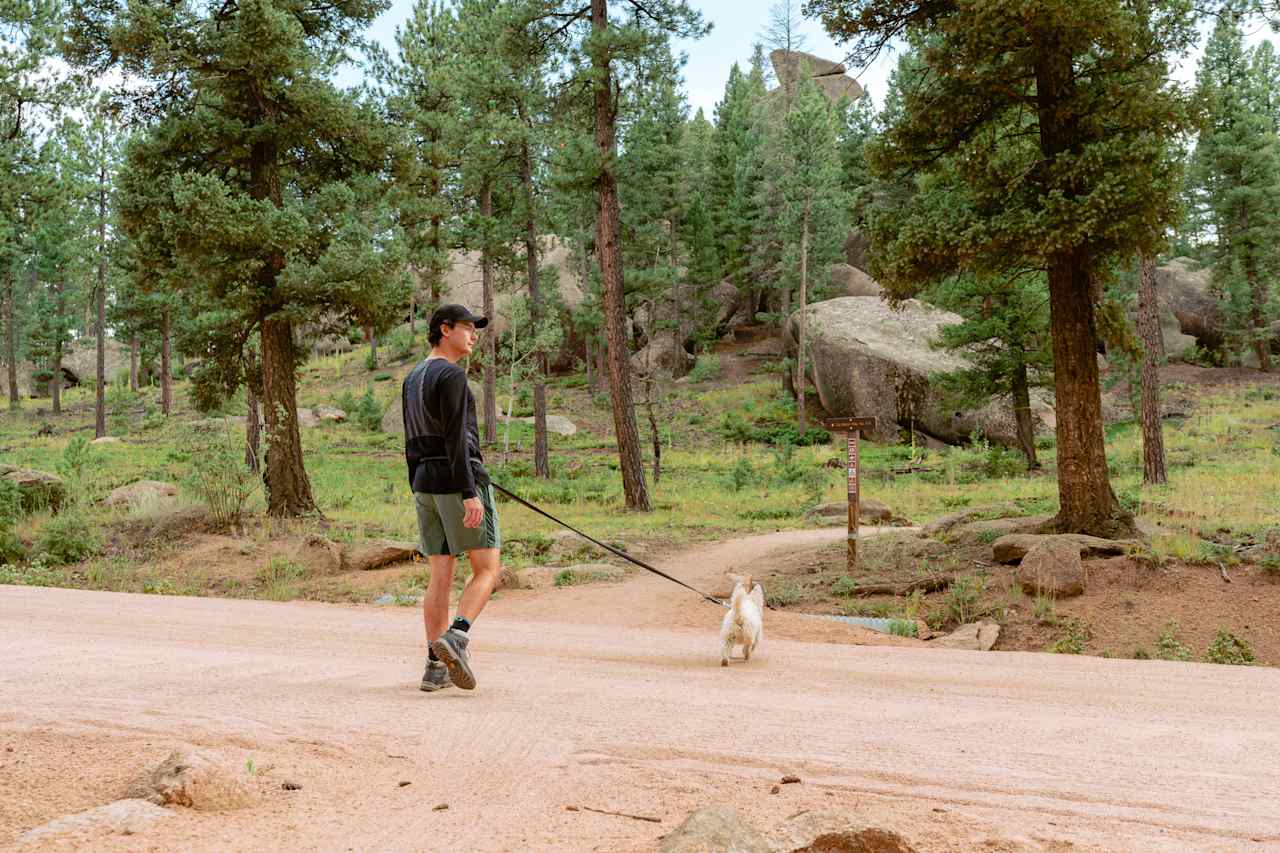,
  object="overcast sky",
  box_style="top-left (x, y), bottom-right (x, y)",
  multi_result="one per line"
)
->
top-left (352, 1), bottom-right (1278, 121)
top-left (354, 0), bottom-right (898, 115)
